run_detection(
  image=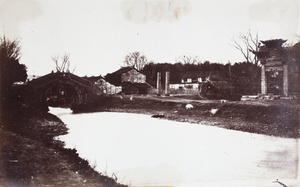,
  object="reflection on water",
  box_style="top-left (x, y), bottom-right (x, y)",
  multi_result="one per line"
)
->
top-left (50, 107), bottom-right (299, 187)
